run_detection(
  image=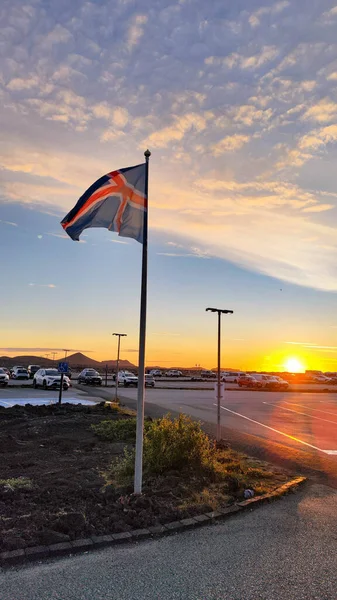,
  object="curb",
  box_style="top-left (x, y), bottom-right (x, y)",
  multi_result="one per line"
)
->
top-left (0, 477), bottom-right (306, 567)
